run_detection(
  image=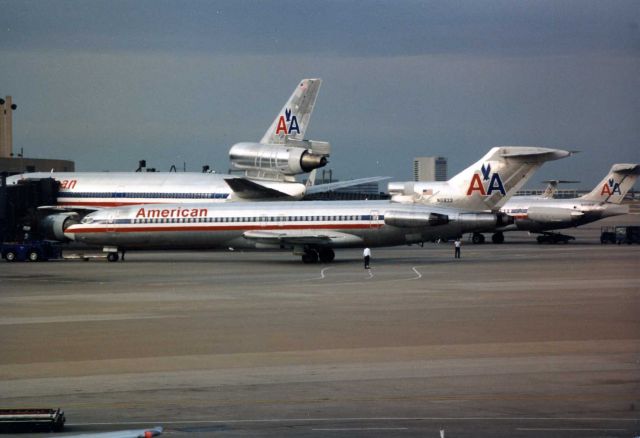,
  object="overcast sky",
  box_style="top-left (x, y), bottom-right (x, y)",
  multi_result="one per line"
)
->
top-left (1, 0), bottom-right (638, 189)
